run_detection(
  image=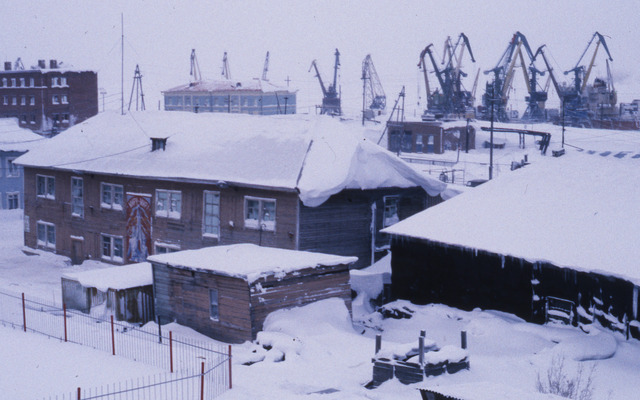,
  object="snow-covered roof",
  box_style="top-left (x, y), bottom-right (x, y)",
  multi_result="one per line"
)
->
top-left (0, 118), bottom-right (46, 152)
top-left (62, 262), bottom-right (152, 292)
top-left (147, 243), bottom-right (357, 284)
top-left (15, 111), bottom-right (446, 207)
top-left (163, 79), bottom-right (296, 94)
top-left (383, 151), bottom-right (640, 285)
